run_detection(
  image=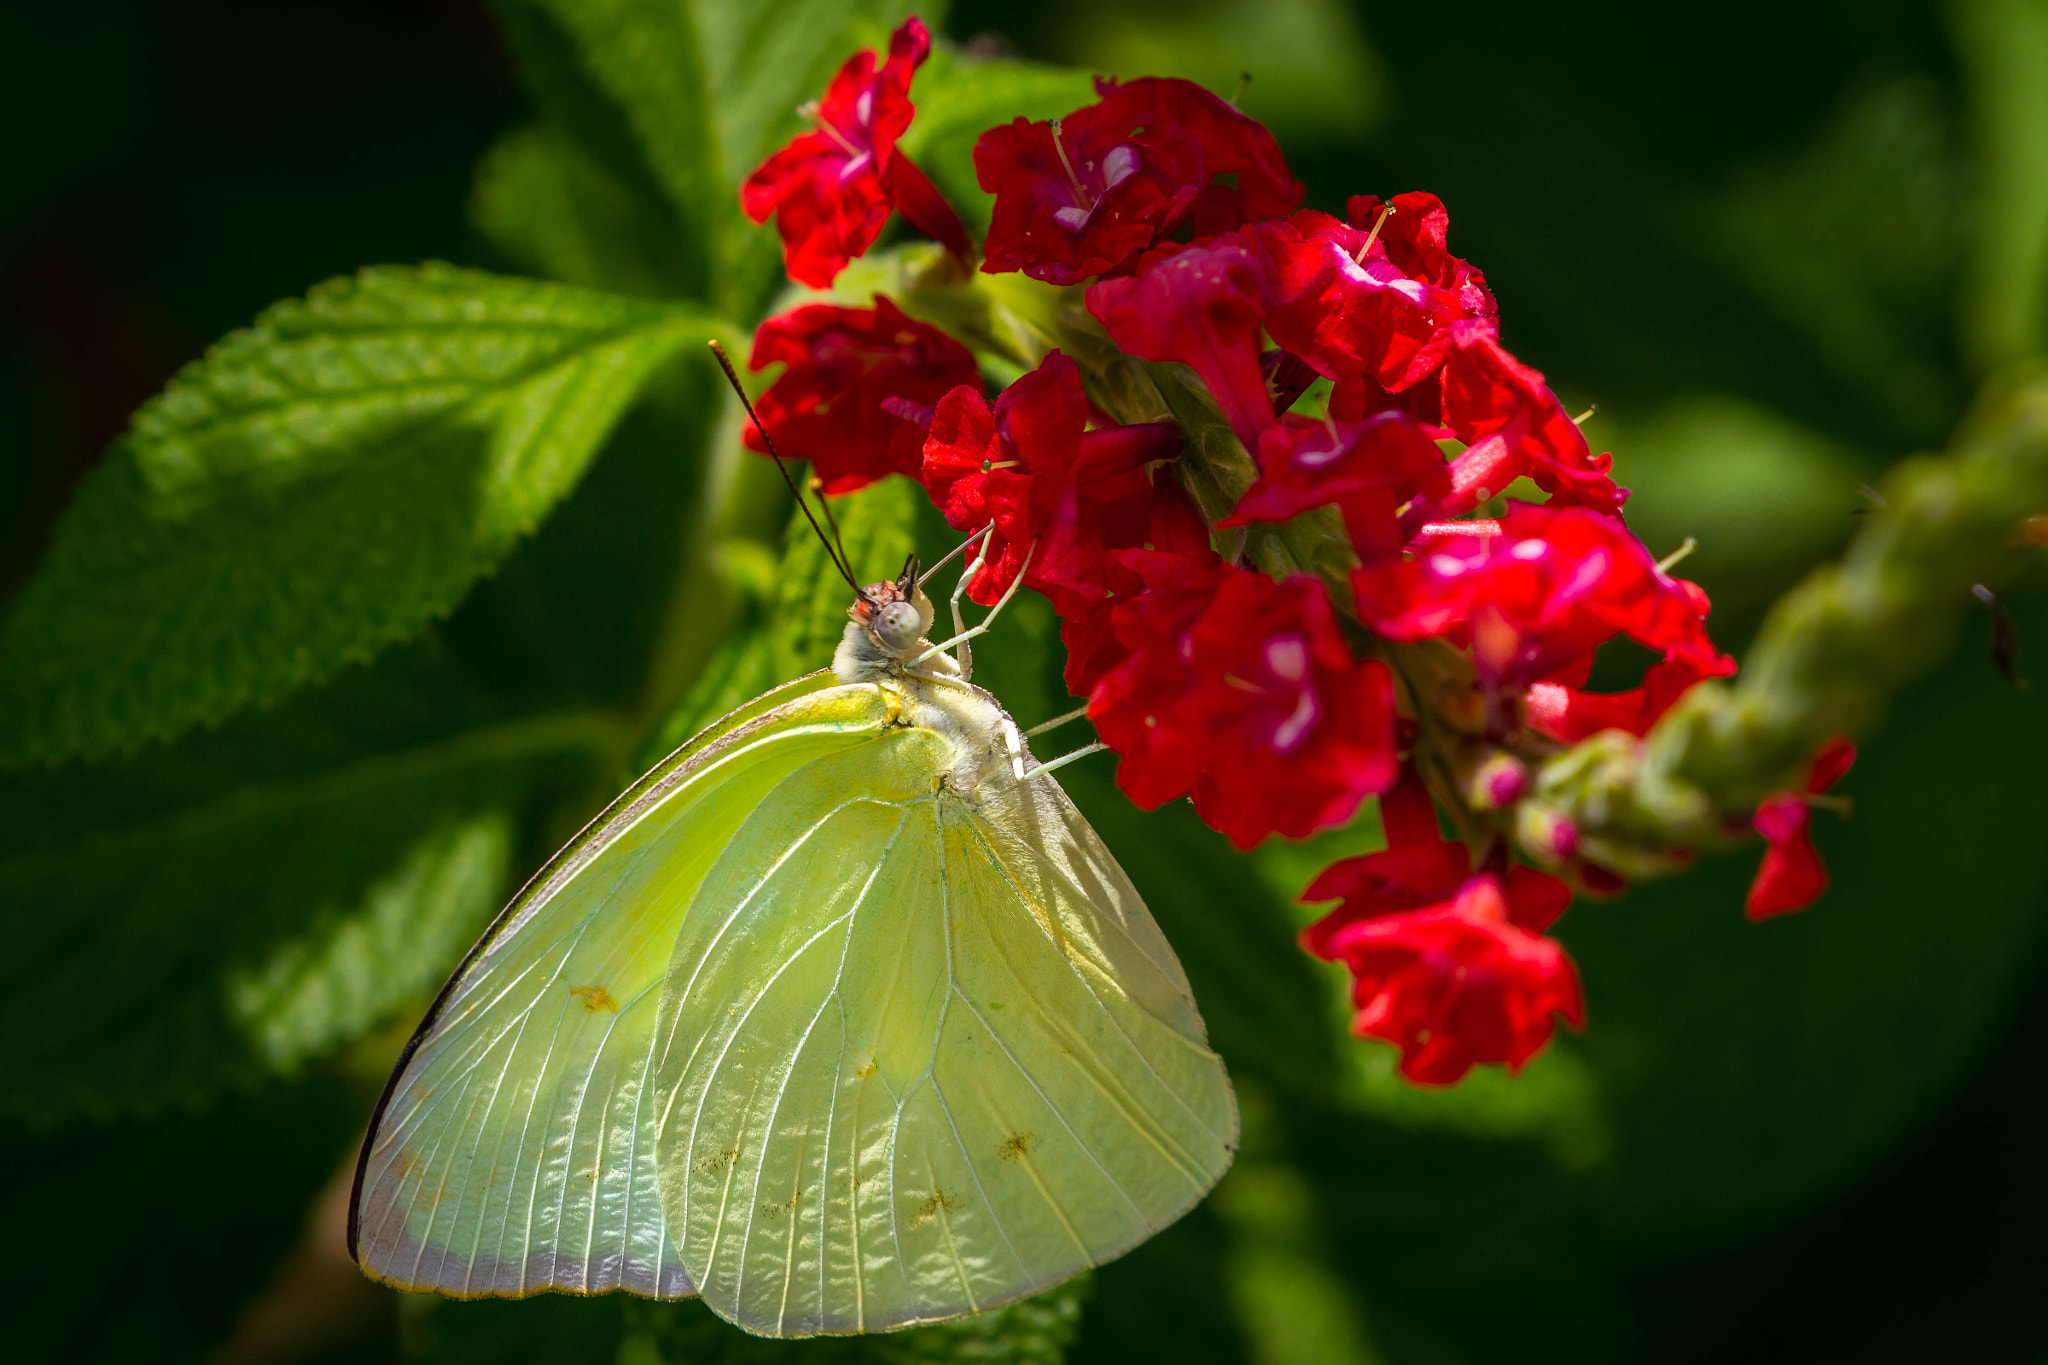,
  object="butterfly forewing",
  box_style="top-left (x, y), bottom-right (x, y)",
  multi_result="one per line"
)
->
top-left (350, 678), bottom-right (890, 1299)
top-left (652, 727), bottom-right (1237, 1336)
